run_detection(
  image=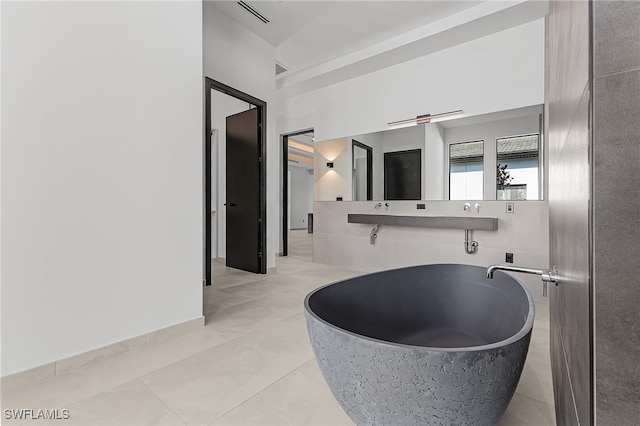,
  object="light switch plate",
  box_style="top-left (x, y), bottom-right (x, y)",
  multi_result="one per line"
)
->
top-left (506, 203), bottom-right (515, 214)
